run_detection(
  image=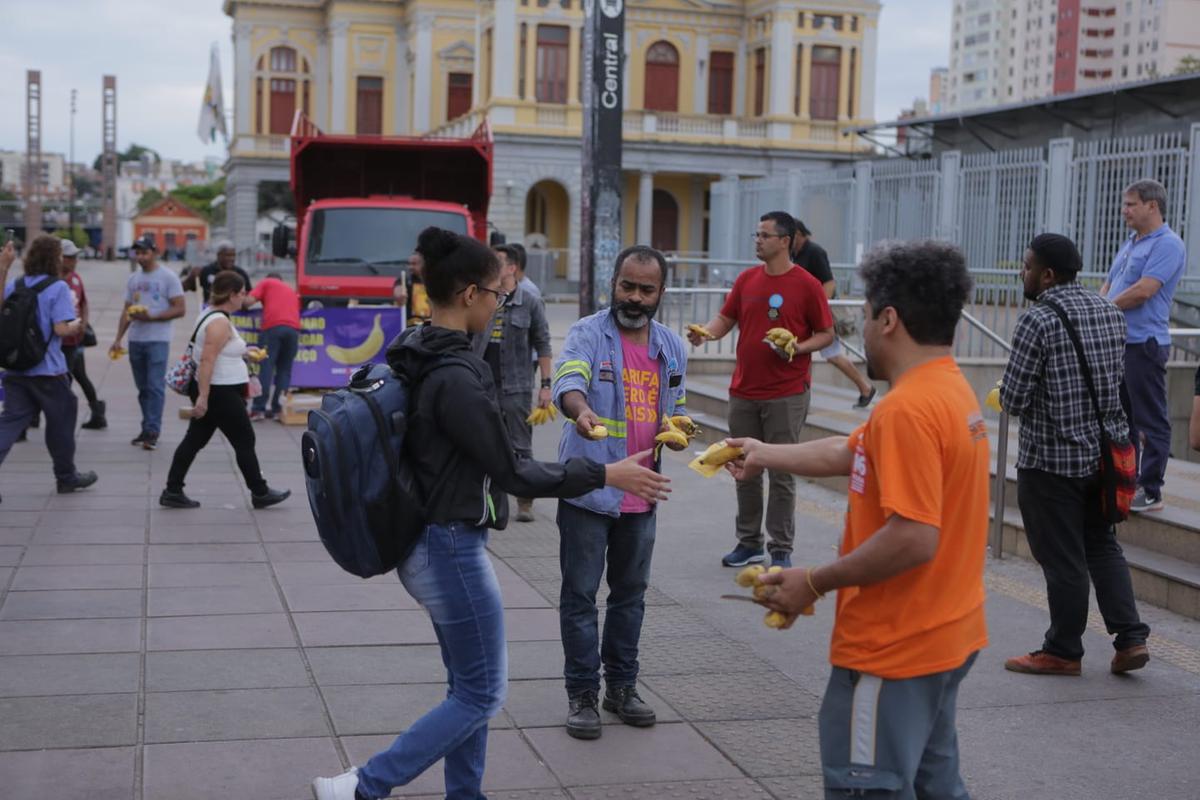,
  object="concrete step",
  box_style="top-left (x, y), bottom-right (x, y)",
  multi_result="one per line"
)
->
top-left (685, 374), bottom-right (1200, 620)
